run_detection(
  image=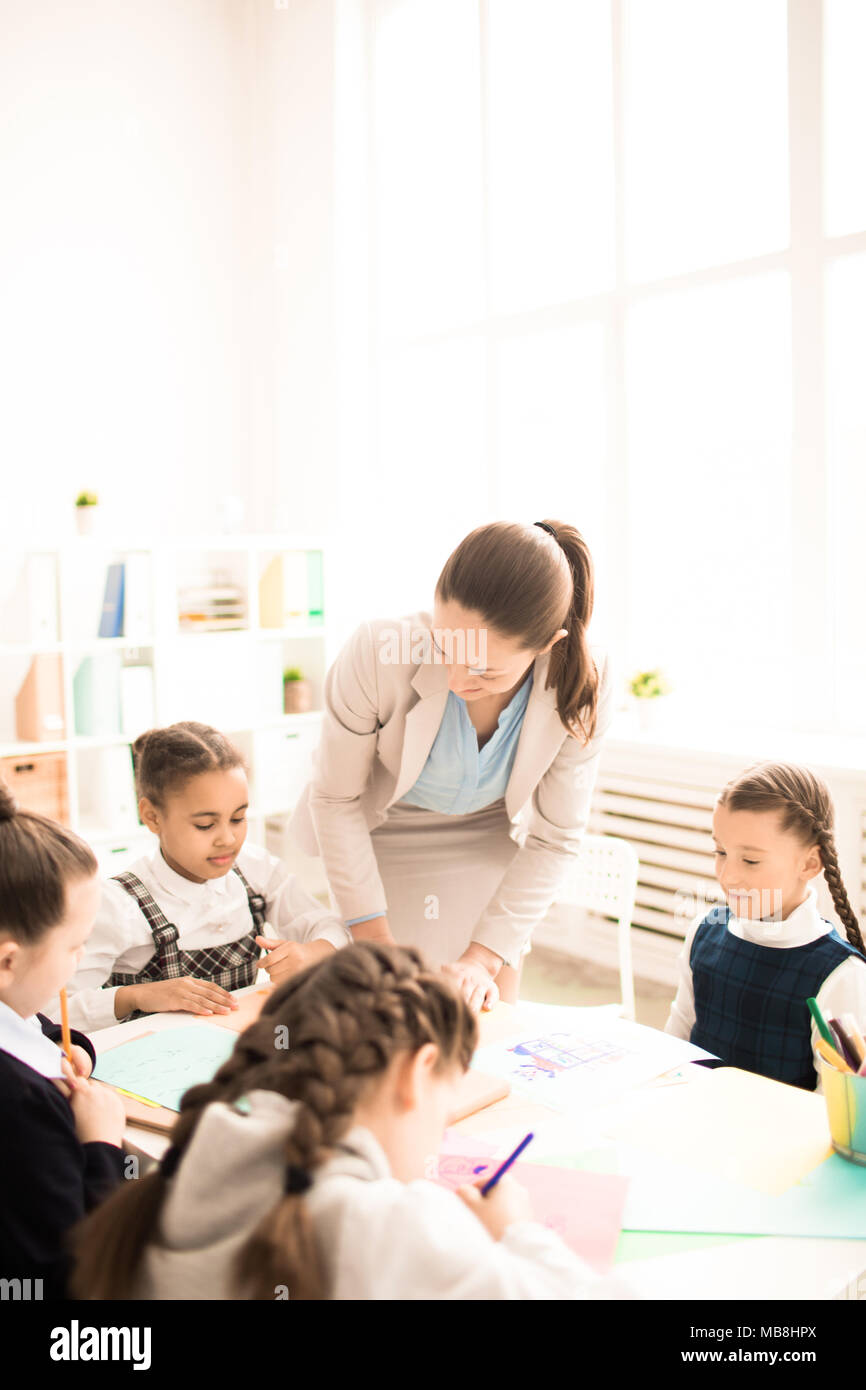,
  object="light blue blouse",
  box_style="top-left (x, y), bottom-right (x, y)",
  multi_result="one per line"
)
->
top-left (345, 670), bottom-right (534, 925)
top-left (399, 668), bottom-right (534, 816)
